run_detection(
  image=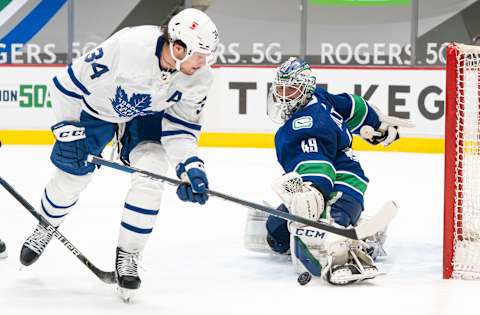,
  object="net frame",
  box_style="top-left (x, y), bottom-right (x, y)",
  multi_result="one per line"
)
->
top-left (444, 43), bottom-right (480, 279)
